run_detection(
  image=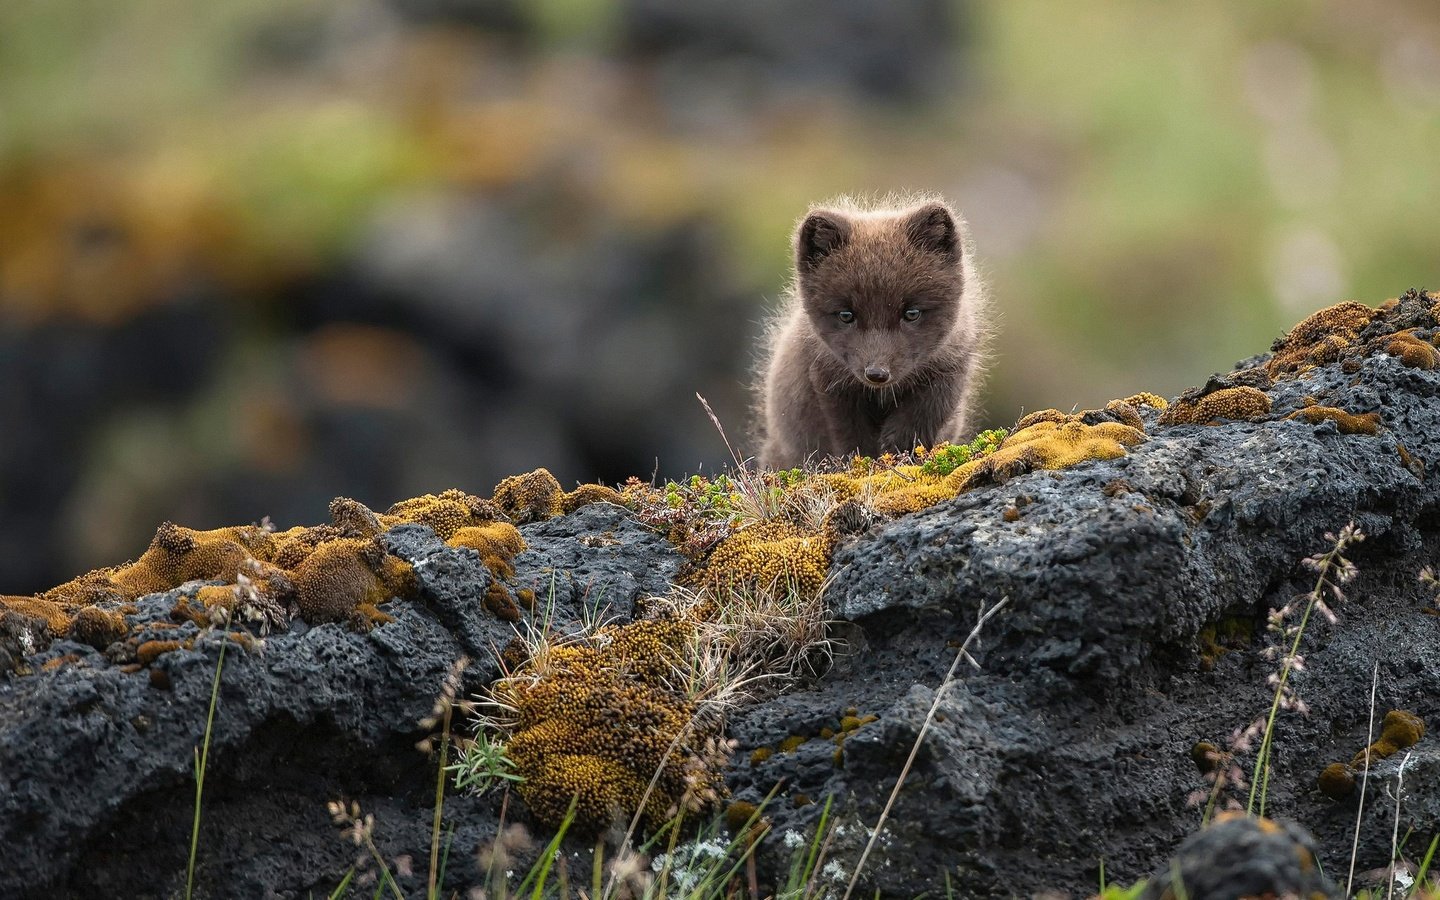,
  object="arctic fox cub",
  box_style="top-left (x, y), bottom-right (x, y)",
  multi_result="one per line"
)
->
top-left (756, 195), bottom-right (988, 469)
